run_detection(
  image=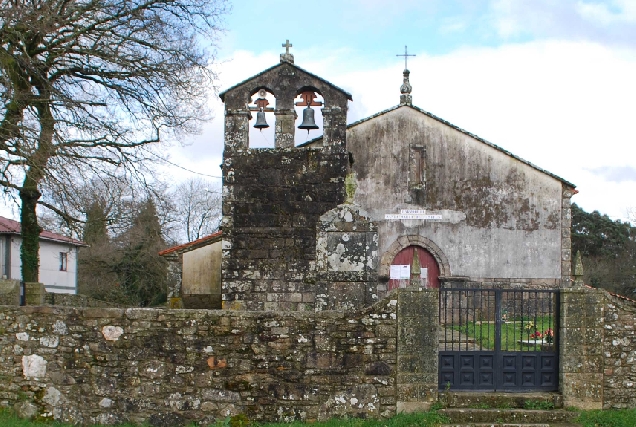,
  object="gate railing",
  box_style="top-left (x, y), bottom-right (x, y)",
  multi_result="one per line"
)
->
top-left (439, 288), bottom-right (559, 353)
